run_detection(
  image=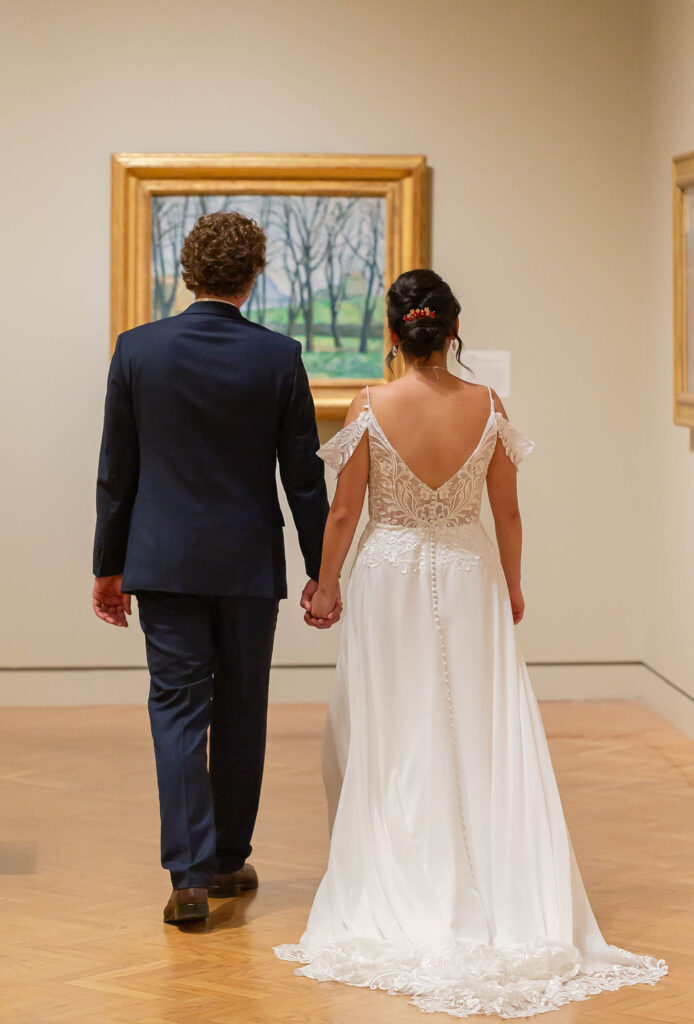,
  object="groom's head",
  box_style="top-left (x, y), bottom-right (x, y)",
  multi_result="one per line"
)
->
top-left (181, 211), bottom-right (267, 306)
